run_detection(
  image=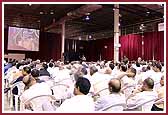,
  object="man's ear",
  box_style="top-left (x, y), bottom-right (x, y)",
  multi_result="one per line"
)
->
top-left (77, 86), bottom-right (80, 92)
